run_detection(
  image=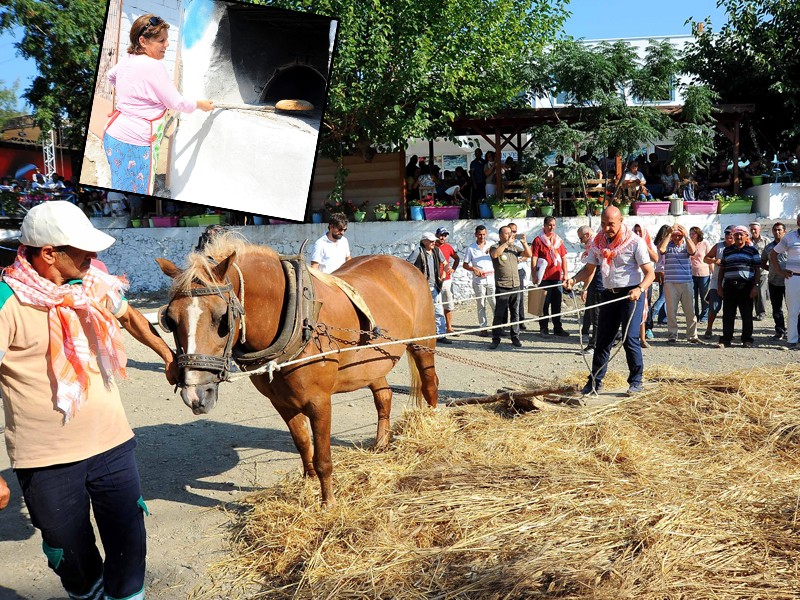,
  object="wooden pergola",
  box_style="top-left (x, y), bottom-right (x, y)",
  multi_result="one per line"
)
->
top-left (445, 103), bottom-right (755, 196)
